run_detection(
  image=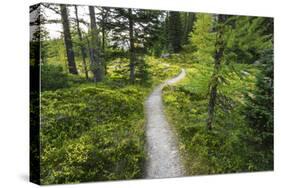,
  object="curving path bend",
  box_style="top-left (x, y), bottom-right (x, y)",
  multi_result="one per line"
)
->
top-left (145, 68), bottom-right (186, 179)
